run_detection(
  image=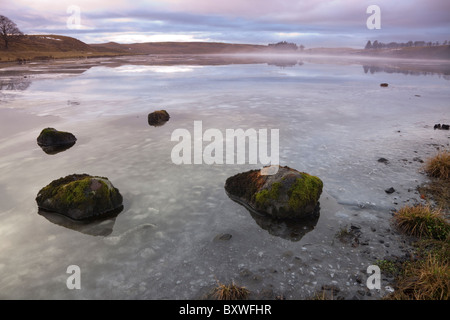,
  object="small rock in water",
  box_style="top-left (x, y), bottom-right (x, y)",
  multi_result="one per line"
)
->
top-left (434, 123), bottom-right (449, 130)
top-left (385, 187), bottom-right (395, 194)
top-left (377, 157), bottom-right (389, 164)
top-left (148, 110), bottom-right (170, 127)
top-left (37, 127), bottom-right (77, 154)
